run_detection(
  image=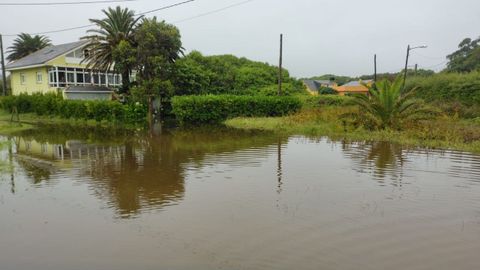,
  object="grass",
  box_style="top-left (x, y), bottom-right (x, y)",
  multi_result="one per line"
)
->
top-left (225, 106), bottom-right (480, 153)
